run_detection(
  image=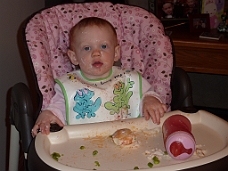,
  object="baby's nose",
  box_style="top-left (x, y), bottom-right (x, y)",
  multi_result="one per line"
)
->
top-left (92, 49), bottom-right (101, 57)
